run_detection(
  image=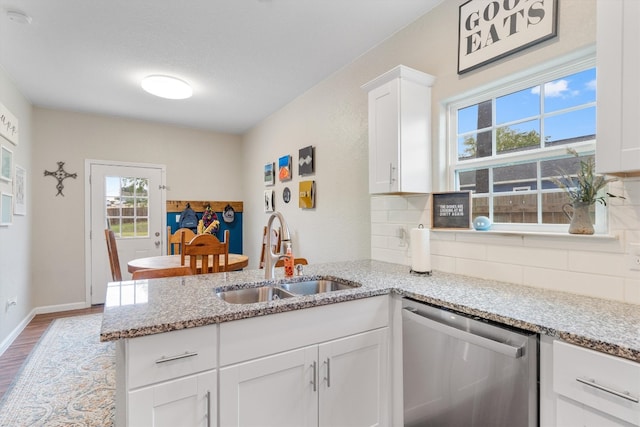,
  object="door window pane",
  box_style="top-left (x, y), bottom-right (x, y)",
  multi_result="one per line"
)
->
top-left (105, 176), bottom-right (149, 238)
